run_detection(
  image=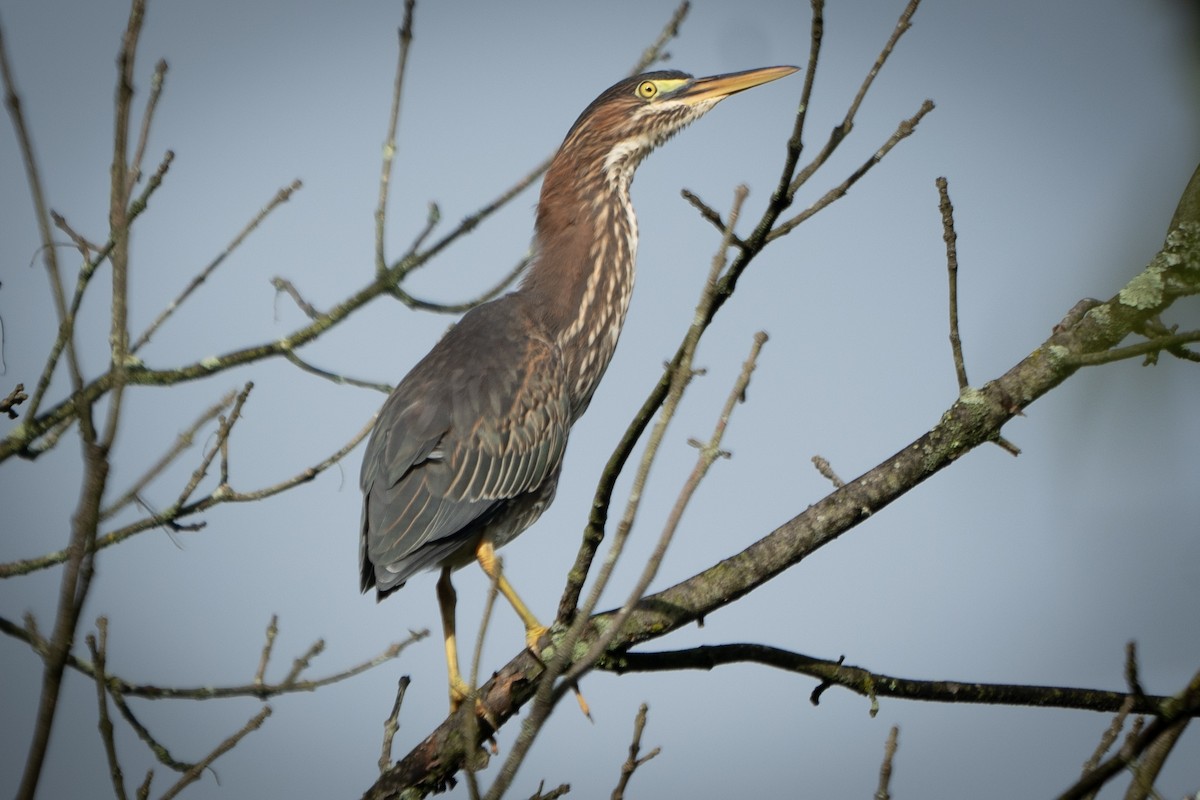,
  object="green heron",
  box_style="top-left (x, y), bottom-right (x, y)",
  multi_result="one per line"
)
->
top-left (360, 65), bottom-right (797, 710)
